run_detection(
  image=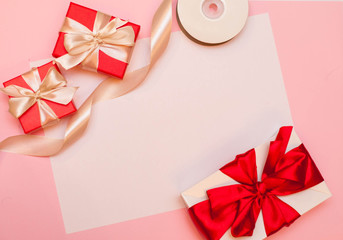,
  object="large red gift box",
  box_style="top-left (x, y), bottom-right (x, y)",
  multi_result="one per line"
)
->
top-left (3, 62), bottom-right (77, 134)
top-left (52, 2), bottom-right (140, 79)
